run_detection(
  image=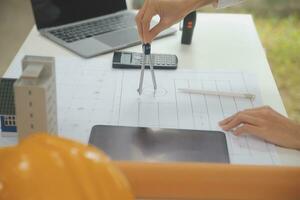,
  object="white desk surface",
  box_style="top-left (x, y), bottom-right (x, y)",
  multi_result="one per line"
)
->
top-left (3, 13), bottom-right (300, 165)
